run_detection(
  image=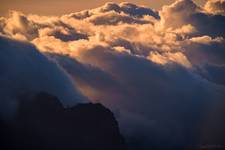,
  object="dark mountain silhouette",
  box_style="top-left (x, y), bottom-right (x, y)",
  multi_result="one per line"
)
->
top-left (0, 92), bottom-right (127, 150)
